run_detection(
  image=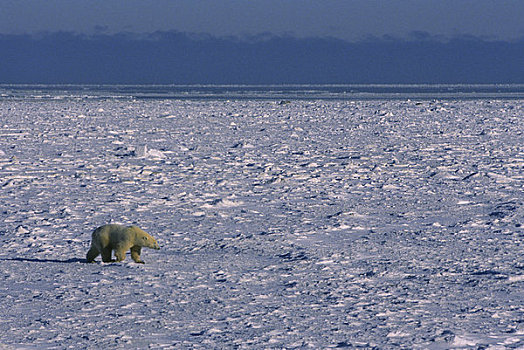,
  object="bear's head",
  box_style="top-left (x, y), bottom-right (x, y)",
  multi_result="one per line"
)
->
top-left (130, 226), bottom-right (160, 250)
